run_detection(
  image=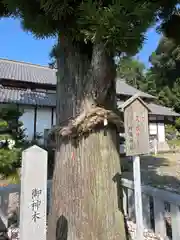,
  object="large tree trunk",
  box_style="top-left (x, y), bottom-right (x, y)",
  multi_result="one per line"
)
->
top-left (47, 37), bottom-right (126, 240)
